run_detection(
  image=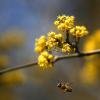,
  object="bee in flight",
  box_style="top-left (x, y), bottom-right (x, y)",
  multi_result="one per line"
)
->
top-left (57, 81), bottom-right (72, 93)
